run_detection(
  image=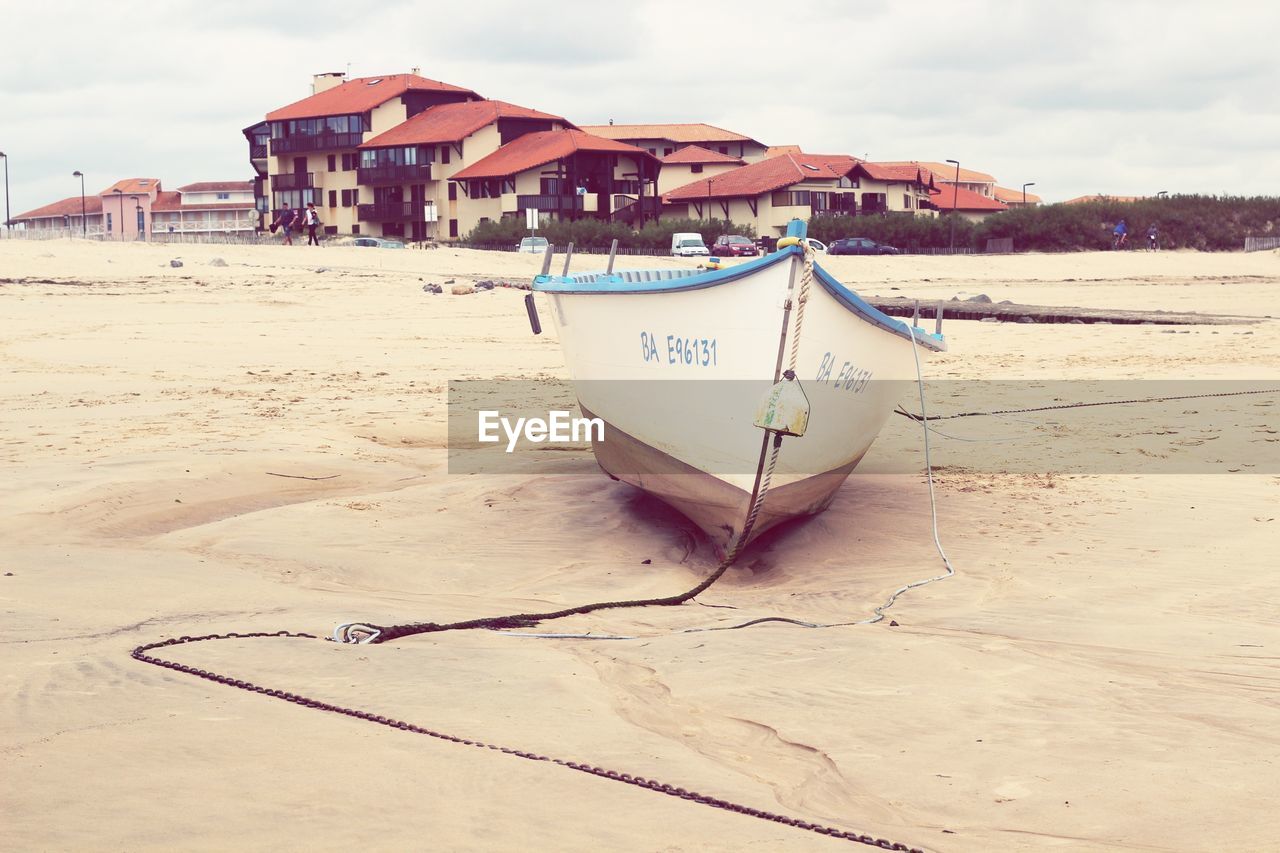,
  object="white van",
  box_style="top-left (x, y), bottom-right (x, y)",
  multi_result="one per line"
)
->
top-left (671, 233), bottom-right (709, 257)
